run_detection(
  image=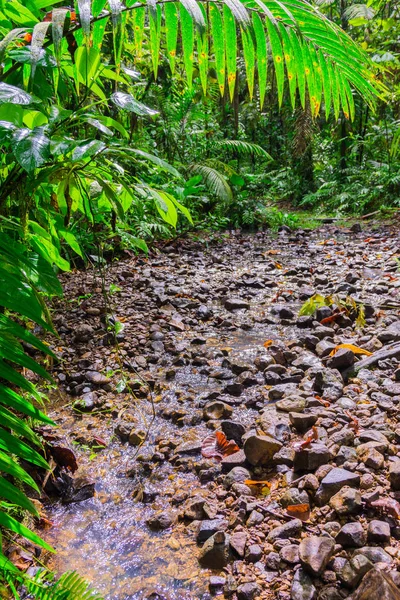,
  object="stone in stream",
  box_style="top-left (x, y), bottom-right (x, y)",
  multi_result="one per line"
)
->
top-left (298, 536), bottom-right (335, 577)
top-left (146, 511), bottom-right (176, 531)
top-left (221, 449), bottom-right (247, 471)
top-left (347, 568), bottom-right (400, 600)
top-left (276, 396), bottom-right (306, 413)
top-left (336, 522), bottom-right (366, 548)
top-left (221, 420), bottom-right (246, 445)
top-left (224, 298), bottom-right (250, 311)
top-left (198, 531), bottom-right (231, 569)
top-left (243, 434), bottom-right (282, 466)
top-left (196, 518), bottom-right (228, 543)
top-left (203, 401), bottom-right (233, 420)
top-left (313, 368), bottom-right (344, 401)
top-left (223, 466), bottom-right (251, 488)
top-left (291, 568), bottom-right (317, 600)
top-left (84, 370), bottom-right (111, 385)
top-left (327, 348), bottom-right (355, 370)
